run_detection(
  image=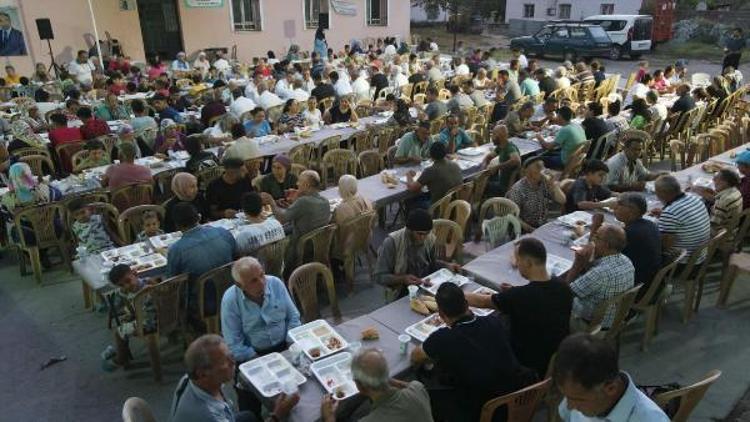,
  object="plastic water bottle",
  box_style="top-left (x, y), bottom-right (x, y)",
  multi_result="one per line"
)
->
top-left (100, 345), bottom-right (116, 360)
